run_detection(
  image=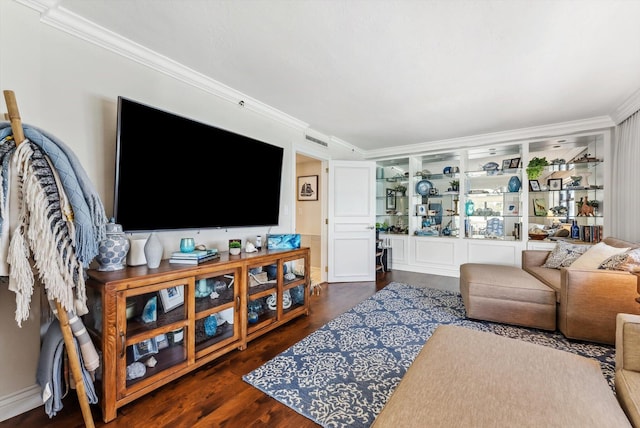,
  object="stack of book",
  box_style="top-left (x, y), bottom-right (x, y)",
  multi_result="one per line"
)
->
top-left (169, 249), bottom-right (219, 265)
